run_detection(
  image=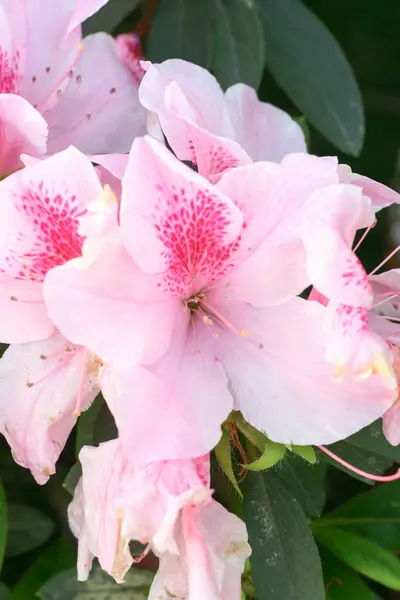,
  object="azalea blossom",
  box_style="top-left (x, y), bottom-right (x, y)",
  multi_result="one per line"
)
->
top-left (0, 146), bottom-right (114, 482)
top-left (44, 136), bottom-right (395, 460)
top-left (139, 58), bottom-right (306, 182)
top-left (0, 0), bottom-right (146, 176)
top-left (69, 439), bottom-right (250, 600)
